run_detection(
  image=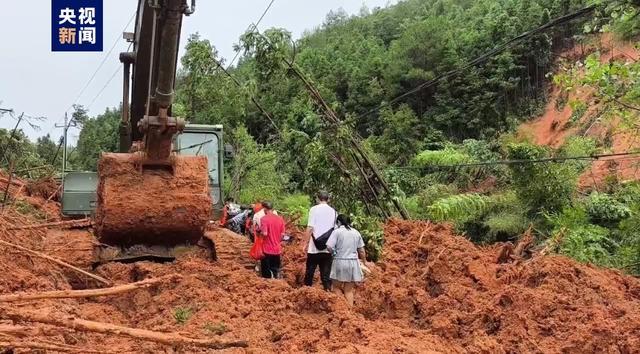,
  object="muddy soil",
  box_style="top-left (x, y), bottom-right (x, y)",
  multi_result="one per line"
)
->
top-left (2, 202), bottom-right (640, 353)
top-left (2, 173), bottom-right (640, 353)
top-left (95, 153), bottom-right (212, 246)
